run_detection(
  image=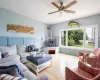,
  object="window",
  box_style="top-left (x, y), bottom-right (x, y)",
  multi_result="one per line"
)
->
top-left (60, 26), bottom-right (98, 49)
top-left (61, 31), bottom-right (66, 46)
top-left (68, 29), bottom-right (83, 48)
top-left (85, 27), bottom-right (95, 48)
